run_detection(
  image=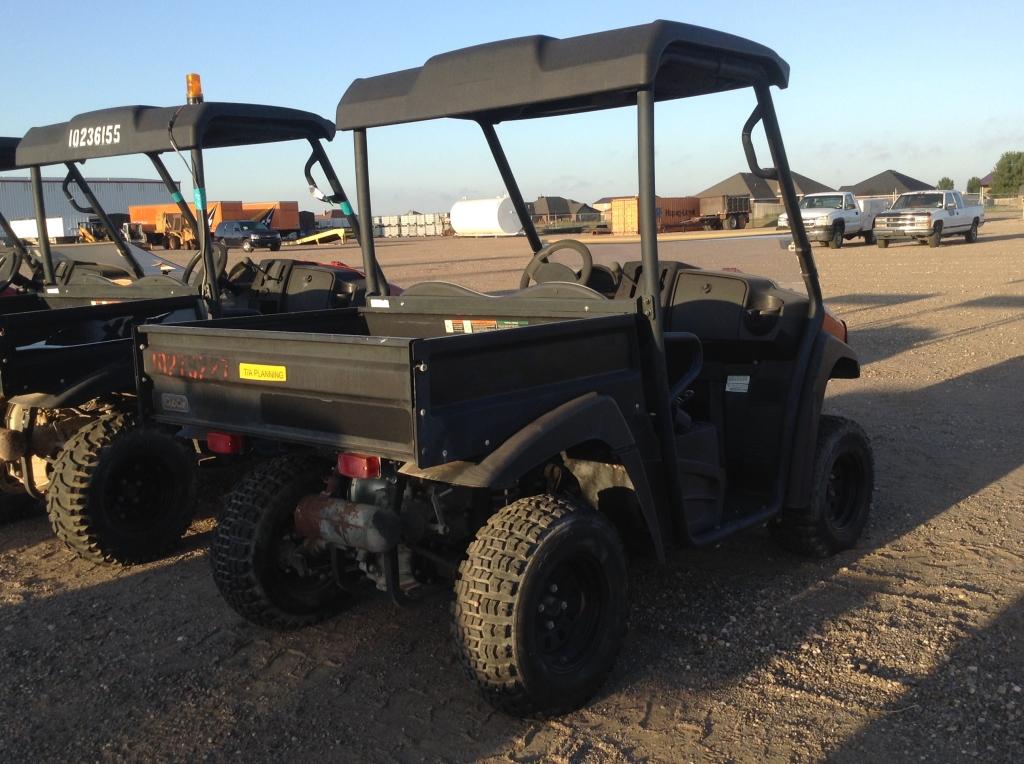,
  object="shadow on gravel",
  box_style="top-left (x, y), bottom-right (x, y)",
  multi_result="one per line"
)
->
top-left (852, 311), bottom-right (1024, 364)
top-left (830, 594), bottom-right (1024, 763)
top-left (826, 292), bottom-right (940, 315)
top-left (620, 356), bottom-right (1023, 724)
